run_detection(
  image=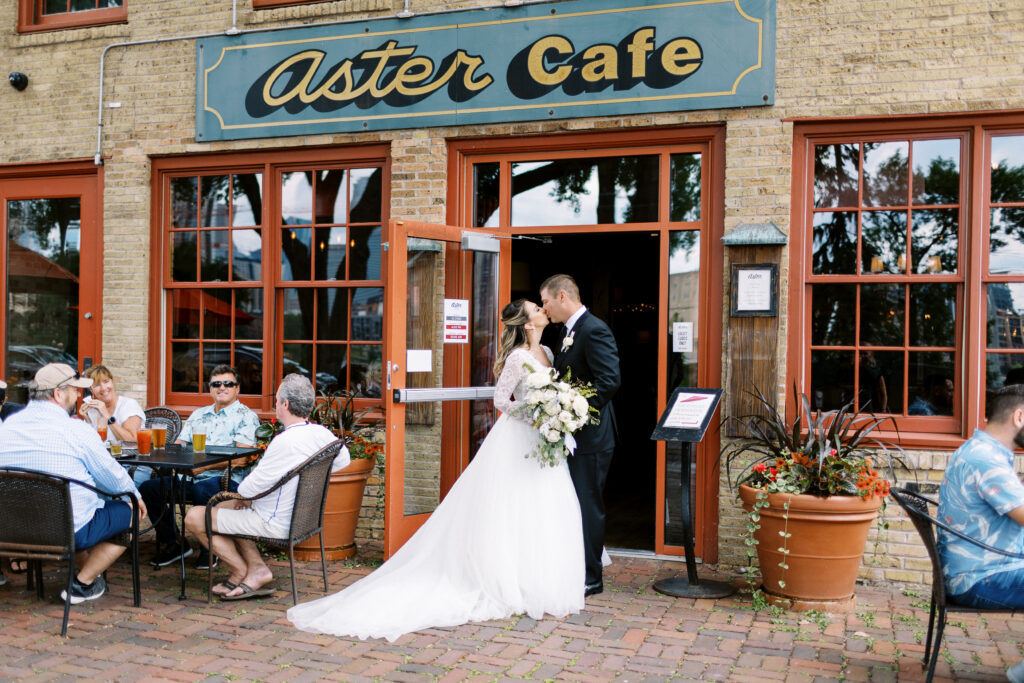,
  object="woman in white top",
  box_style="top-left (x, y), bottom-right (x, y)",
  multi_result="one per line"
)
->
top-left (80, 364), bottom-right (146, 444)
